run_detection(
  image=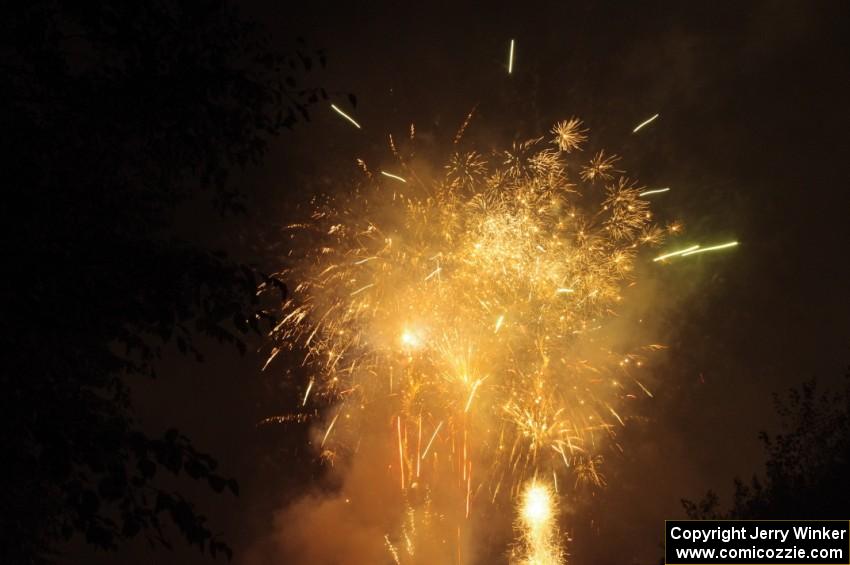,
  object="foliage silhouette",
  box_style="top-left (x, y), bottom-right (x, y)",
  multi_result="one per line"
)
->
top-left (682, 370), bottom-right (850, 520)
top-left (0, 1), bottom-right (345, 562)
